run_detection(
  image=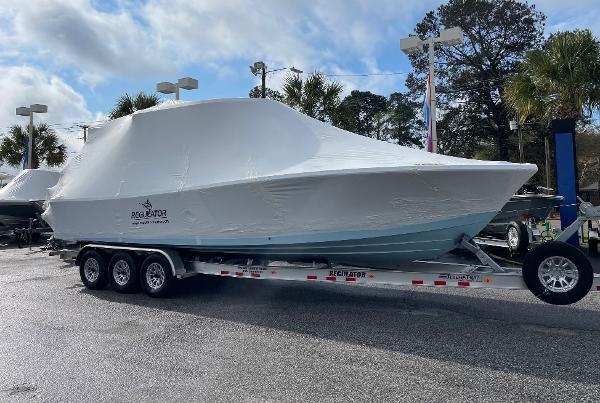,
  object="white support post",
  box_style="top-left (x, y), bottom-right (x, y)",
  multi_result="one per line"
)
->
top-left (28, 112), bottom-right (33, 169)
top-left (428, 38), bottom-right (438, 154)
